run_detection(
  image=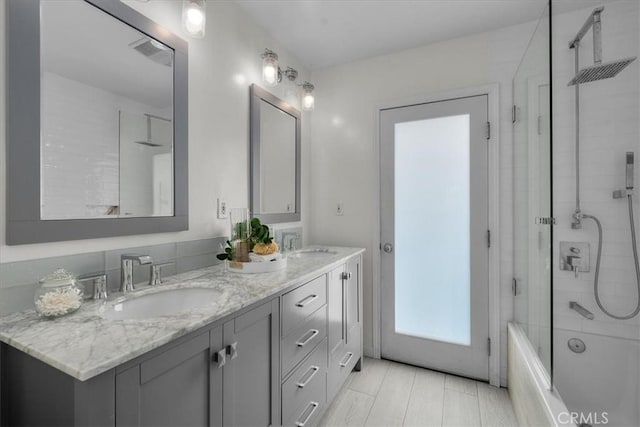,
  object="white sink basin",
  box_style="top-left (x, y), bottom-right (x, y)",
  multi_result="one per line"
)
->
top-left (288, 248), bottom-right (337, 258)
top-left (103, 287), bottom-right (220, 320)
